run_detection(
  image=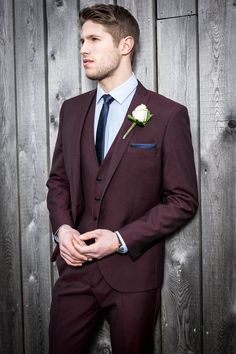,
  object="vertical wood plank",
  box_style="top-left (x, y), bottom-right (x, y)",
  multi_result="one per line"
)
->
top-left (157, 0), bottom-right (196, 18)
top-left (14, 0), bottom-right (51, 352)
top-left (199, 0), bottom-right (236, 352)
top-left (46, 0), bottom-right (81, 283)
top-left (1, 0), bottom-right (236, 353)
top-left (0, 0), bottom-right (23, 353)
top-left (46, 0), bottom-right (80, 159)
top-left (117, 0), bottom-right (156, 90)
top-left (157, 14), bottom-right (201, 354)
top-left (79, 0), bottom-right (114, 93)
